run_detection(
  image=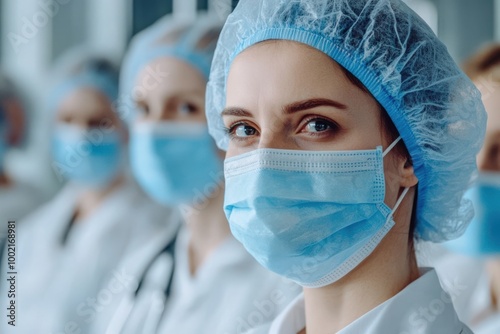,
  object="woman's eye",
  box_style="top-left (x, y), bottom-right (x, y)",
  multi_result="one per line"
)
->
top-left (137, 104), bottom-right (149, 116)
top-left (179, 102), bottom-right (197, 115)
top-left (232, 124), bottom-right (257, 138)
top-left (303, 119), bottom-right (334, 133)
